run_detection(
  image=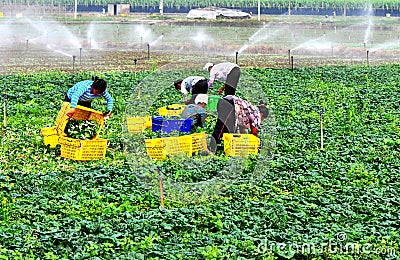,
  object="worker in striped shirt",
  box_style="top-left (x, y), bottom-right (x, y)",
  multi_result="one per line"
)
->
top-left (65, 76), bottom-right (113, 119)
